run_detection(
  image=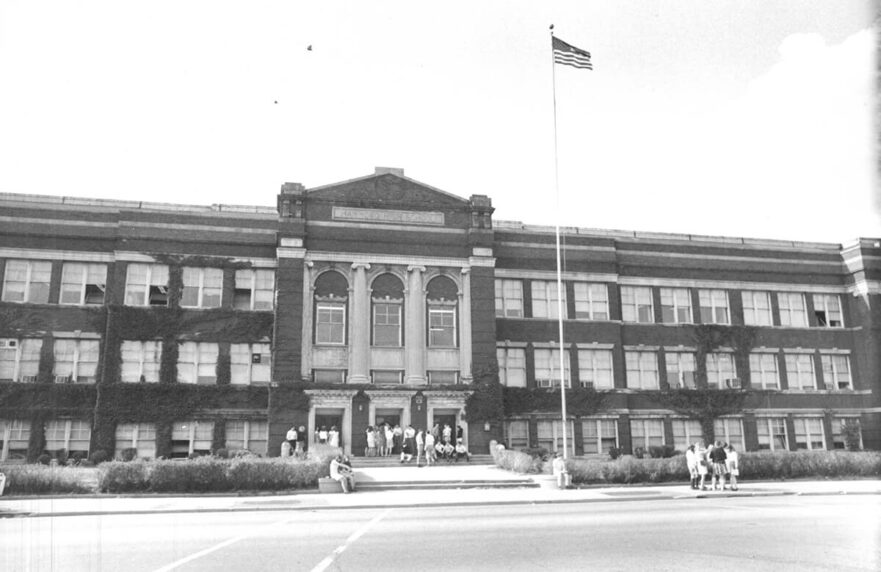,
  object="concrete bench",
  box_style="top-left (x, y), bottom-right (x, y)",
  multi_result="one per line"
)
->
top-left (318, 477), bottom-right (344, 494)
